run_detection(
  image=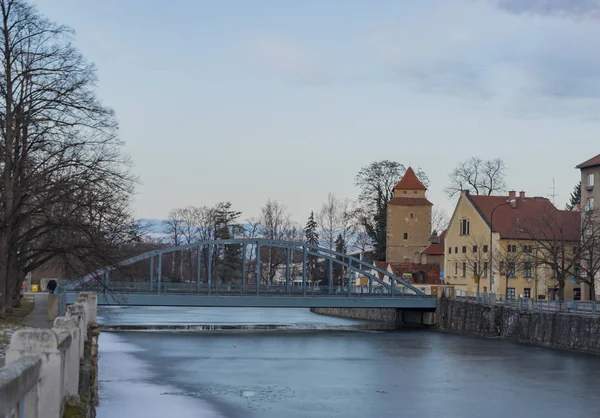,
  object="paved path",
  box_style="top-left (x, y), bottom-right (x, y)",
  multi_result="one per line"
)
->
top-left (22, 292), bottom-right (52, 329)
